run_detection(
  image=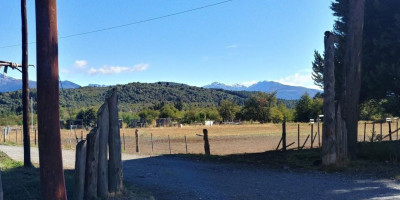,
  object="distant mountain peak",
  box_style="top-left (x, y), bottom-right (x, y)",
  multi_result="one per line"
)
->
top-left (203, 81), bottom-right (321, 100)
top-left (0, 75), bottom-right (80, 93)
